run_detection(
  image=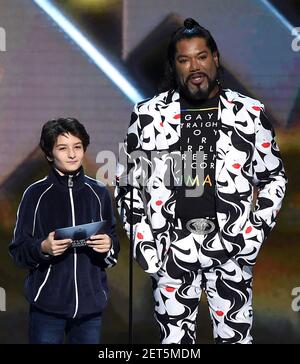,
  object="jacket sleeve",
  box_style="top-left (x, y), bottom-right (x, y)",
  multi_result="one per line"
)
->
top-left (114, 104), bottom-right (160, 273)
top-left (251, 107), bottom-right (287, 240)
top-left (9, 188), bottom-right (52, 269)
top-left (102, 187), bottom-right (120, 269)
